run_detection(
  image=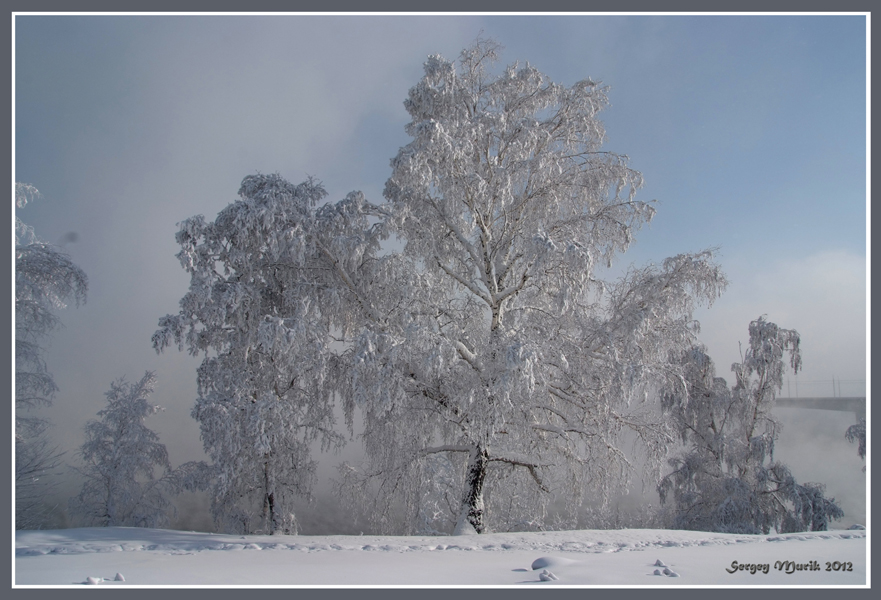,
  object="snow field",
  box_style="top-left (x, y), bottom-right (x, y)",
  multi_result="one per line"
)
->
top-left (15, 526), bottom-right (867, 586)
